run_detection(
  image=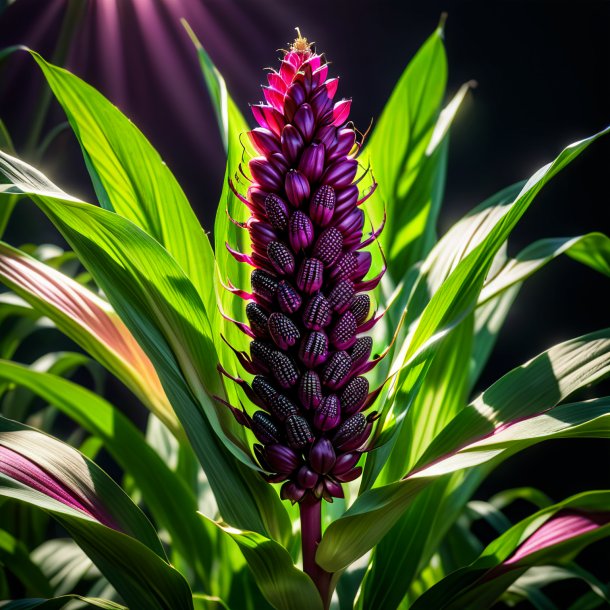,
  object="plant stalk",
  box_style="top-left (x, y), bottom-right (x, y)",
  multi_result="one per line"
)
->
top-left (300, 496), bottom-right (331, 608)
